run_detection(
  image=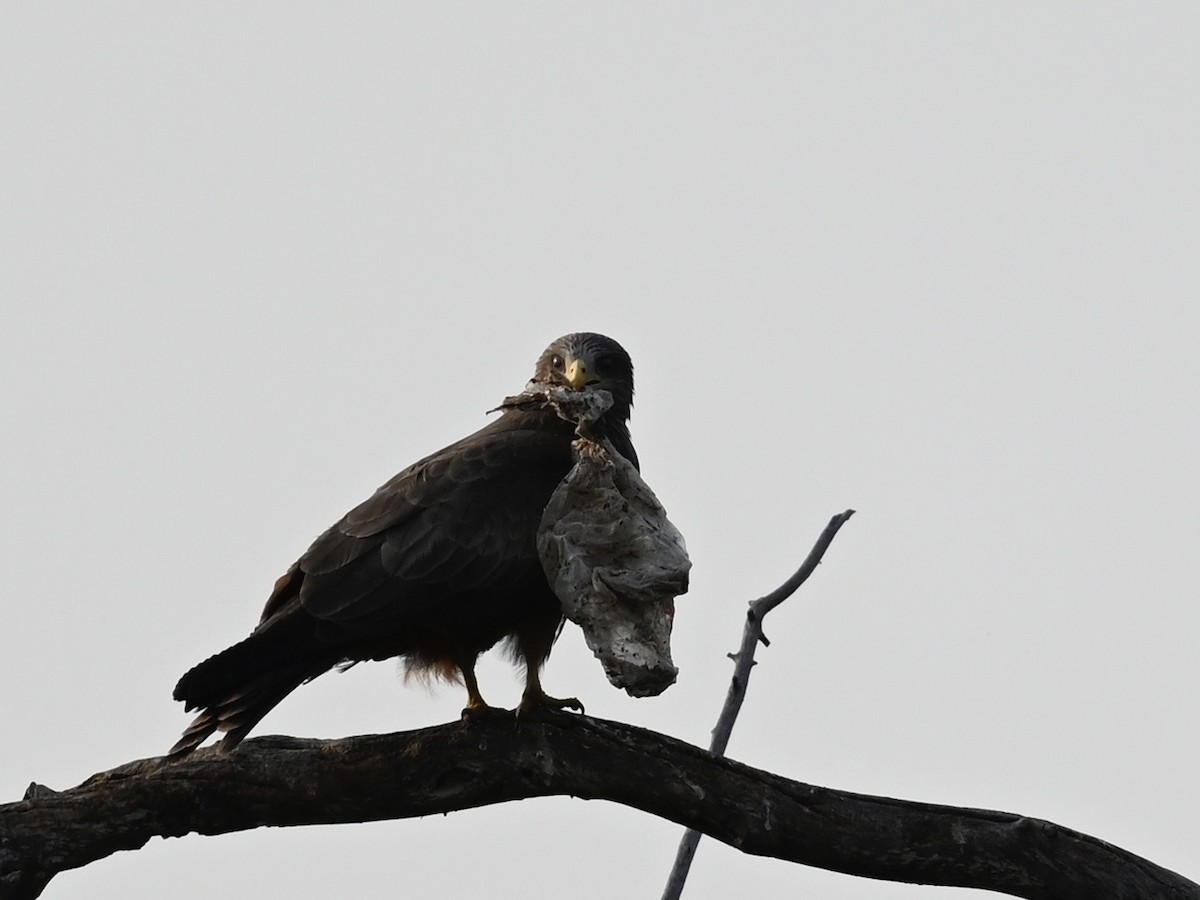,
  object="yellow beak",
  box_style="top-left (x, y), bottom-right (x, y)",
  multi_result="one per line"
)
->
top-left (565, 359), bottom-right (590, 390)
